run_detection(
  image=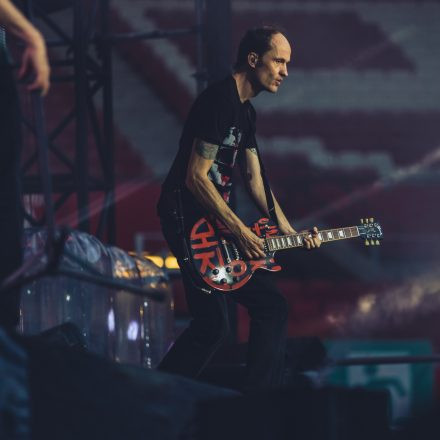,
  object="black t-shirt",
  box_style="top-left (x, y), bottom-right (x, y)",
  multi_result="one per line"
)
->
top-left (158, 76), bottom-right (257, 226)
